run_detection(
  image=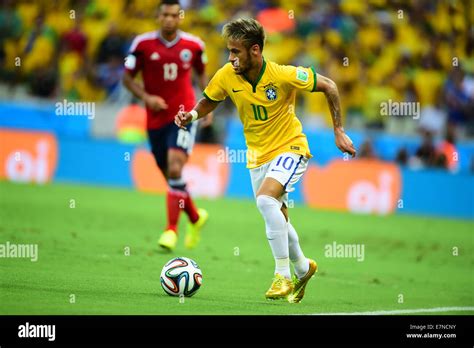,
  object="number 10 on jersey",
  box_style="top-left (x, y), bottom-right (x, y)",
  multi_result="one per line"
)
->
top-left (251, 104), bottom-right (268, 121)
